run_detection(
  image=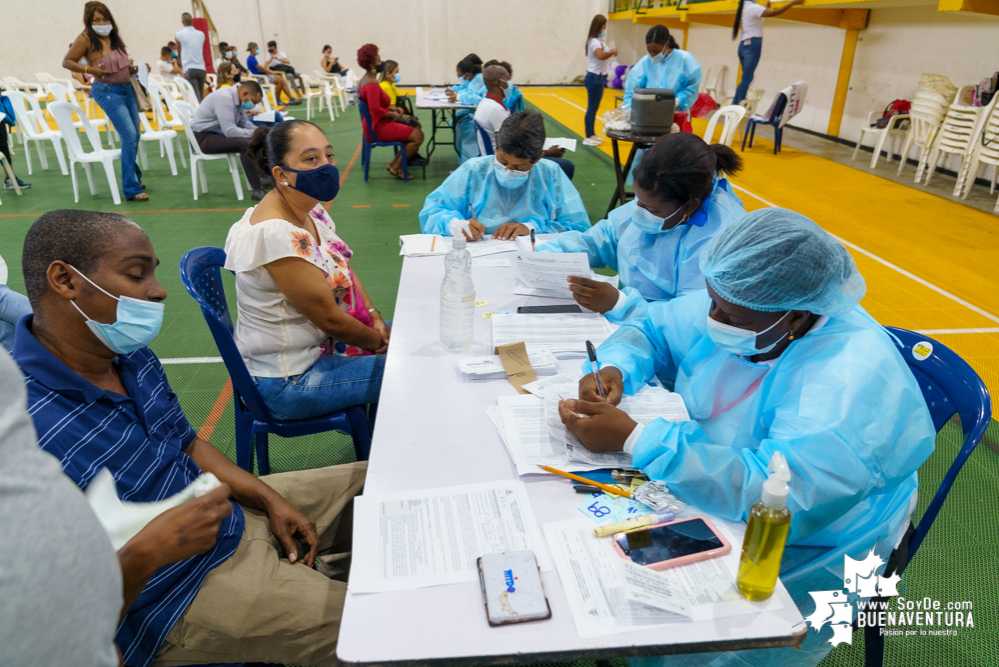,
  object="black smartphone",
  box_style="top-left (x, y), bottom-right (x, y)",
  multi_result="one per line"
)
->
top-left (516, 305), bottom-right (582, 314)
